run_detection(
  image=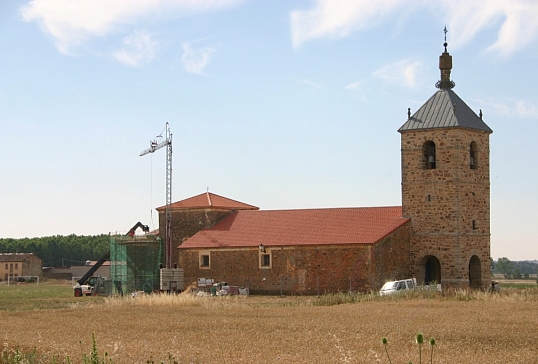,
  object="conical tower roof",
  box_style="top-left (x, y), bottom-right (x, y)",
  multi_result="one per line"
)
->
top-left (399, 30), bottom-right (492, 134)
